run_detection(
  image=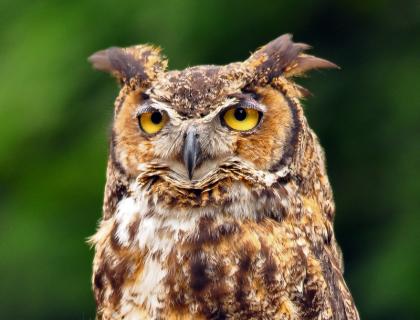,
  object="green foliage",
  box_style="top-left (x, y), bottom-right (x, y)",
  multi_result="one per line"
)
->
top-left (0, 0), bottom-right (419, 318)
